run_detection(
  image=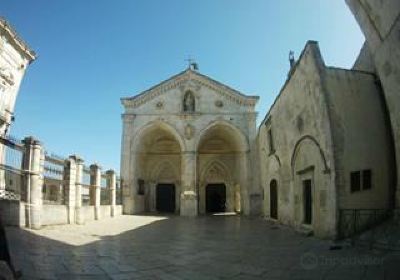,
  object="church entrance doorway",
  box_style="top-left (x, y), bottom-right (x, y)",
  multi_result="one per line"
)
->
top-left (206, 184), bottom-right (226, 213)
top-left (156, 184), bottom-right (176, 213)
